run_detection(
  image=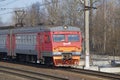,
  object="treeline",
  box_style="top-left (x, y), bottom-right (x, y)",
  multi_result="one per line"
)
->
top-left (12, 0), bottom-right (83, 27)
top-left (12, 0), bottom-right (120, 56)
top-left (90, 0), bottom-right (120, 56)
